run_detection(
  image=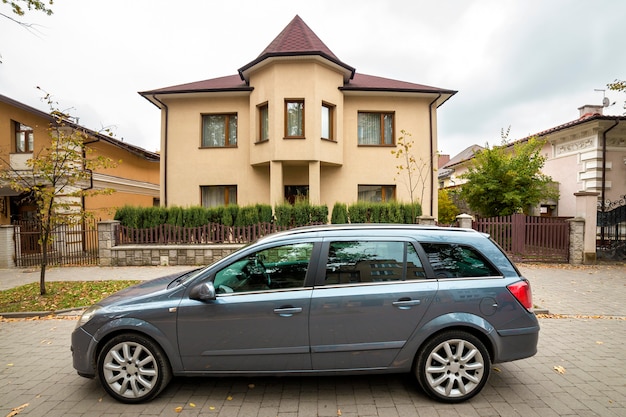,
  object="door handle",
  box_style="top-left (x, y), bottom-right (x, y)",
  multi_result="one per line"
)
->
top-left (392, 298), bottom-right (421, 309)
top-left (273, 306), bottom-right (303, 317)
